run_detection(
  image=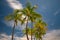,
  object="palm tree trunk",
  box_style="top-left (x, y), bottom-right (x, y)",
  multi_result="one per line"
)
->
top-left (31, 22), bottom-right (33, 40)
top-left (31, 28), bottom-right (32, 40)
top-left (26, 19), bottom-right (29, 40)
top-left (39, 38), bottom-right (40, 40)
top-left (11, 21), bottom-right (16, 40)
top-left (39, 33), bottom-right (40, 40)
